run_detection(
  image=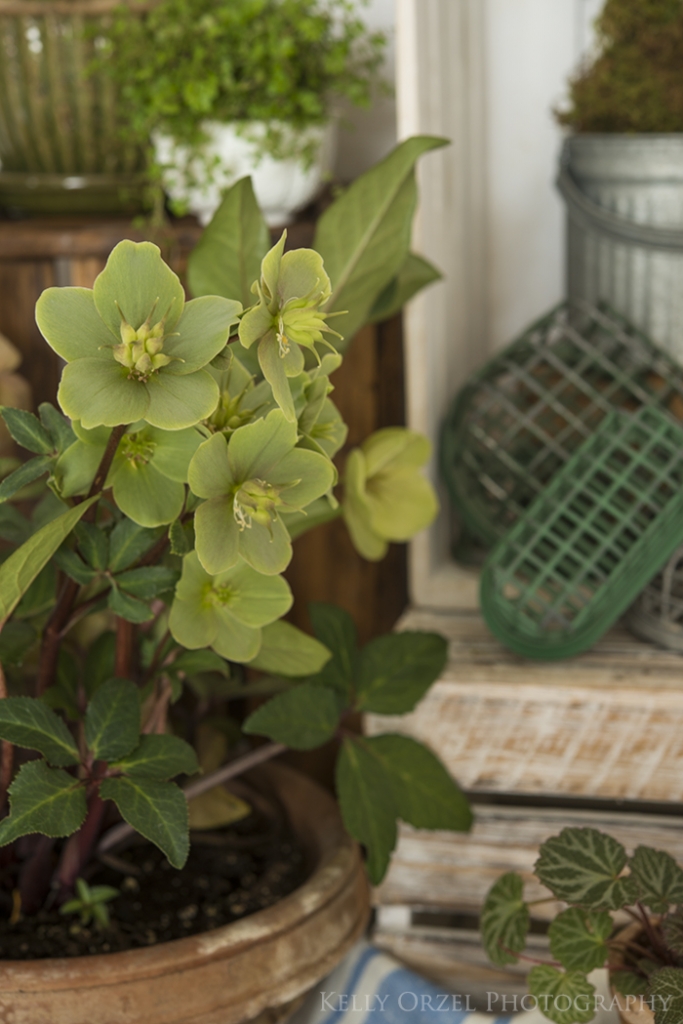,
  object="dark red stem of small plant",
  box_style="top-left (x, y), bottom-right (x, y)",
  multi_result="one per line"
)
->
top-left (632, 902), bottom-right (672, 964)
top-left (97, 741), bottom-right (286, 854)
top-left (0, 661), bottom-right (13, 816)
top-left (19, 836), bottom-right (56, 914)
top-left (56, 791), bottom-right (107, 897)
top-left (36, 425), bottom-right (126, 696)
